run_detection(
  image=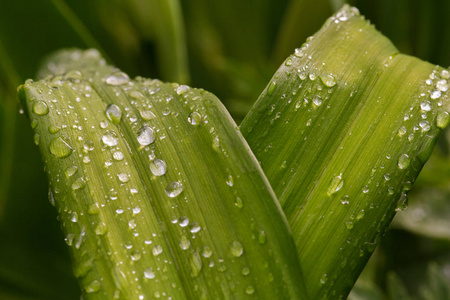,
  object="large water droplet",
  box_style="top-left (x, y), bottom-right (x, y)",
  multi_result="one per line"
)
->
top-left (176, 85), bottom-right (190, 95)
top-left (137, 125), bottom-right (155, 146)
top-left (430, 90), bottom-right (441, 99)
top-left (312, 95), bottom-right (322, 107)
top-left (320, 74), bottom-right (337, 87)
top-left (267, 81), bottom-right (277, 96)
top-left (144, 268), bottom-right (155, 279)
top-left (149, 159), bottom-right (167, 176)
top-left (113, 151), bottom-right (124, 161)
top-left (230, 240), bottom-right (244, 257)
top-left (419, 120), bottom-right (431, 132)
top-left (140, 110), bottom-right (156, 120)
top-left (188, 112), bottom-right (202, 125)
top-left (105, 72), bottom-right (129, 85)
top-left (420, 101), bottom-right (431, 112)
top-left (85, 280), bottom-right (101, 293)
top-left (397, 154), bottom-right (411, 170)
top-left (32, 101), bottom-right (49, 115)
top-left (106, 104), bottom-right (122, 124)
top-left (49, 137), bottom-right (73, 158)
top-left (117, 173), bottom-right (129, 183)
top-left (437, 111), bottom-right (450, 129)
top-left (165, 181), bottom-right (183, 198)
top-left (102, 131), bottom-right (119, 146)
top-left (327, 174), bottom-right (343, 196)
top-left (437, 79), bottom-right (448, 92)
